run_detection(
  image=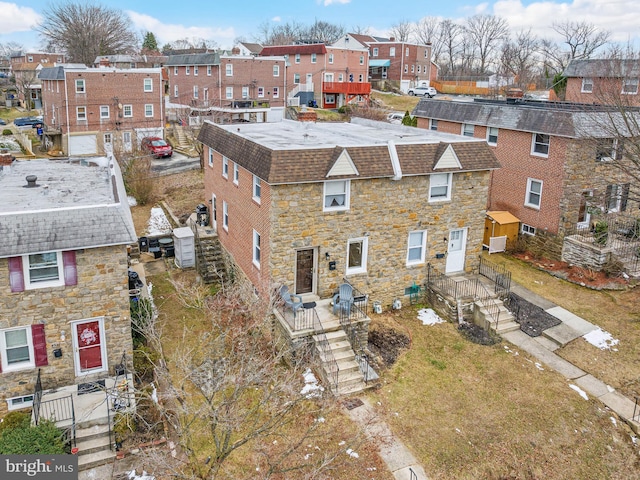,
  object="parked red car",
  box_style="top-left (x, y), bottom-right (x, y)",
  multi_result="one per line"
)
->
top-left (141, 137), bottom-right (173, 158)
